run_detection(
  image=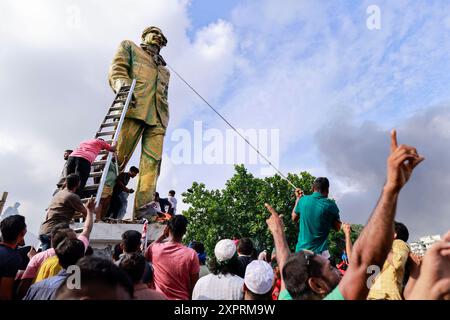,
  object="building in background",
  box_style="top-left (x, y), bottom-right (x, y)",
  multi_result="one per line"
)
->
top-left (409, 235), bottom-right (441, 256)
